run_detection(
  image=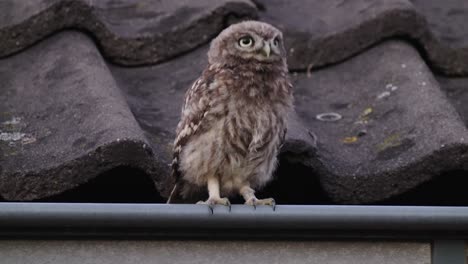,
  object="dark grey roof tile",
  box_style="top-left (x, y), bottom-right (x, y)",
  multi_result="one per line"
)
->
top-left (0, 32), bottom-right (160, 200)
top-left (256, 0), bottom-right (468, 75)
top-left (1, 1), bottom-right (468, 204)
top-left (410, 0), bottom-right (468, 75)
top-left (0, 0), bottom-right (257, 65)
top-left (293, 40), bottom-right (468, 203)
top-left (410, 0), bottom-right (468, 48)
top-left (2, 34), bottom-right (467, 203)
top-left (437, 76), bottom-right (468, 126)
top-left (4, 0), bottom-right (468, 75)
